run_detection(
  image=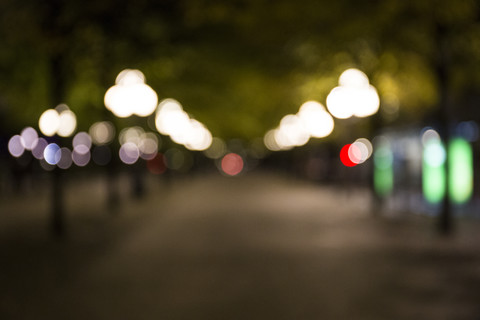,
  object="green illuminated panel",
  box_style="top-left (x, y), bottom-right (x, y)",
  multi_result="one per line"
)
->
top-left (448, 138), bottom-right (473, 204)
top-left (374, 145), bottom-right (393, 197)
top-left (422, 141), bottom-right (446, 204)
